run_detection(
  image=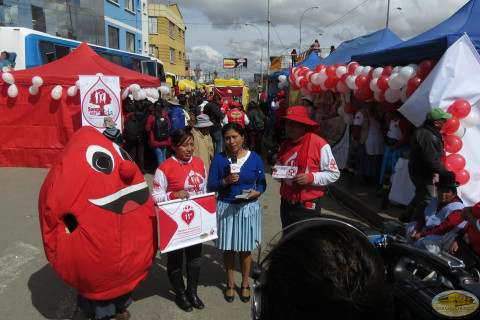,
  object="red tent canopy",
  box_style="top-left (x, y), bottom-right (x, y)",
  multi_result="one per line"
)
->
top-left (0, 42), bottom-right (160, 168)
top-left (0, 42), bottom-right (160, 88)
